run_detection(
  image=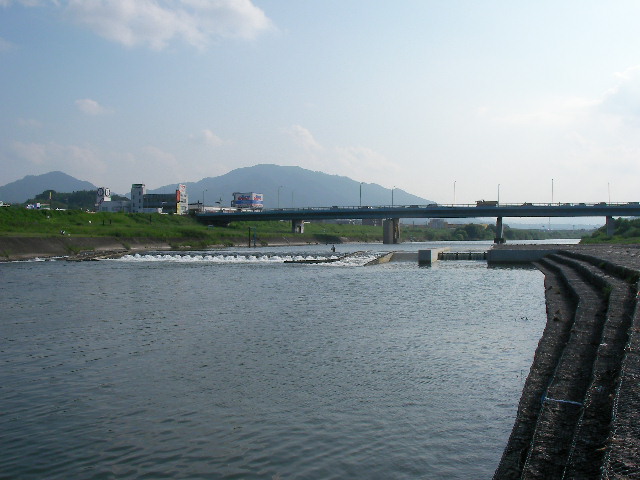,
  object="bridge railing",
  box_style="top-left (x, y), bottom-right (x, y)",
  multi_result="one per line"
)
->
top-left (256, 202), bottom-right (636, 212)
